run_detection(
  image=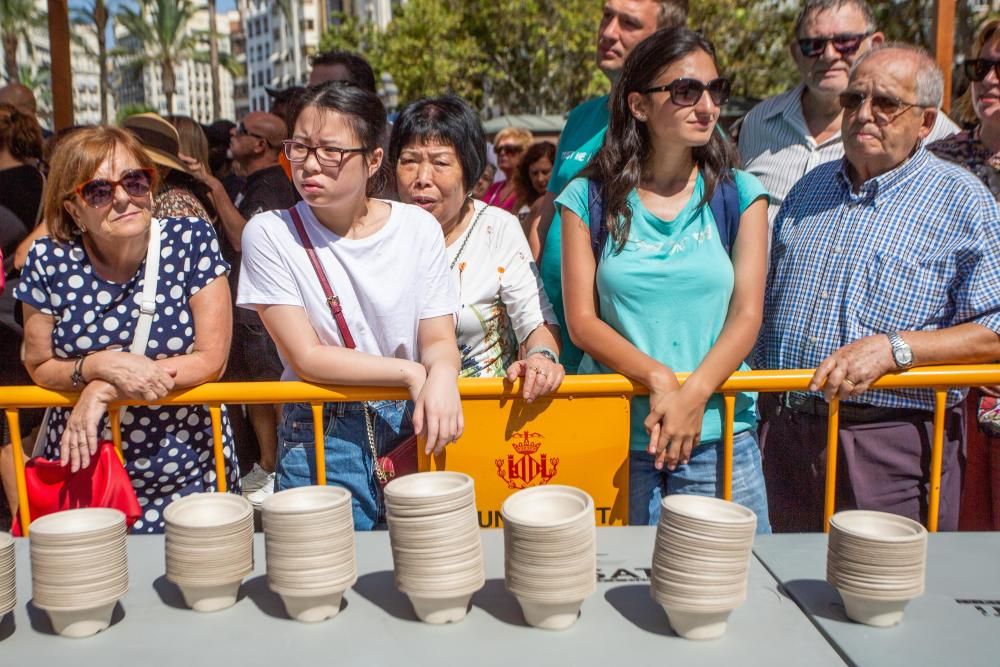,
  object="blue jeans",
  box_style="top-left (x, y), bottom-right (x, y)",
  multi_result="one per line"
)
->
top-left (629, 430), bottom-right (771, 534)
top-left (275, 400), bottom-right (414, 530)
